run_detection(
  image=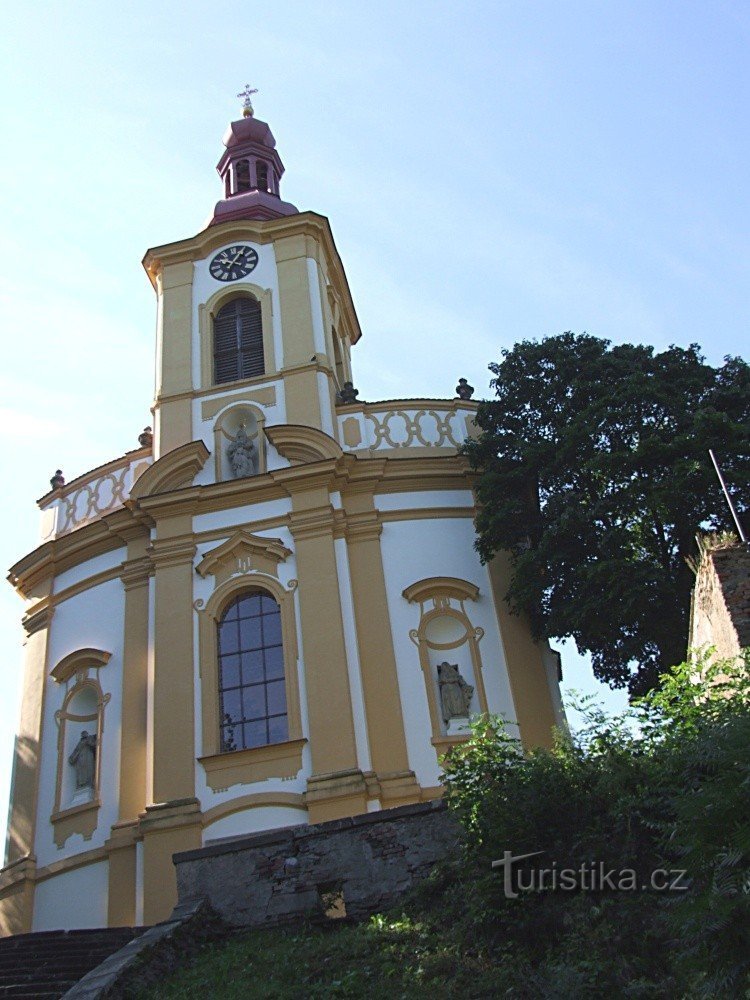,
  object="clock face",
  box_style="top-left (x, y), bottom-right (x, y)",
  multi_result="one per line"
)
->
top-left (209, 245), bottom-right (259, 282)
